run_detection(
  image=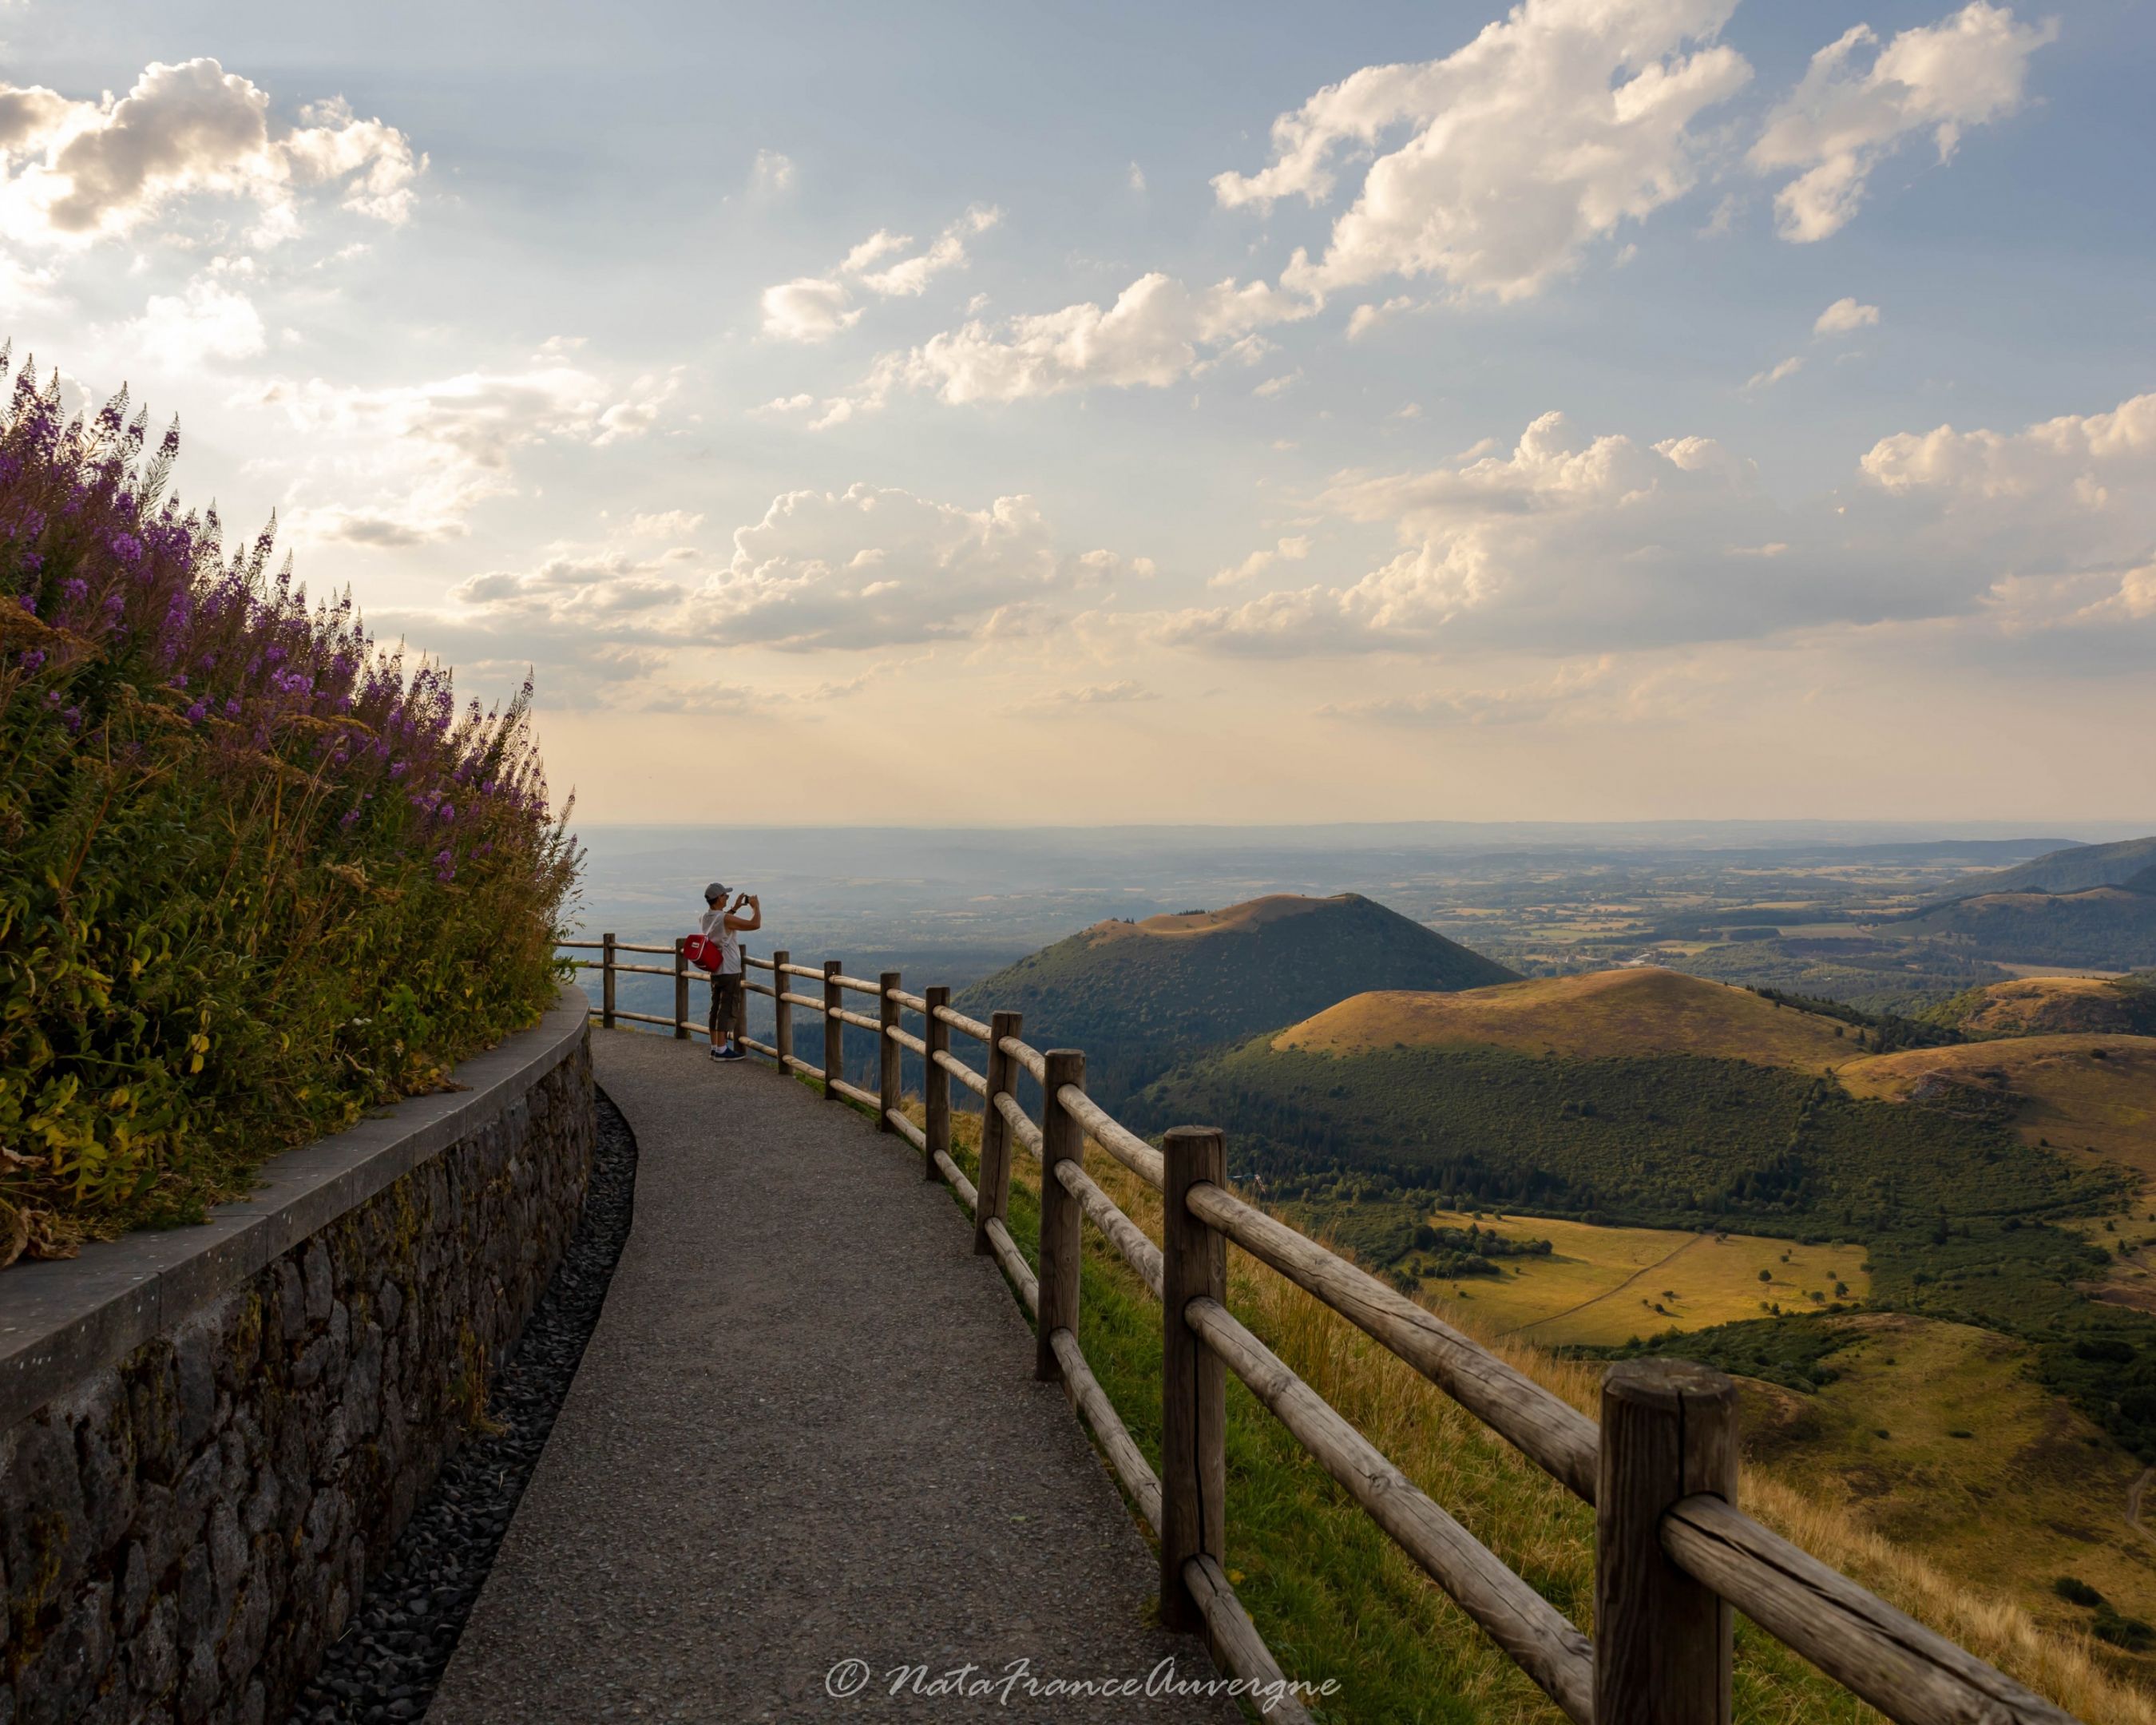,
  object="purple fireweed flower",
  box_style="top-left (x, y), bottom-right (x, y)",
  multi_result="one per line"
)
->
top-left (109, 533), bottom-right (142, 563)
top-left (224, 698), bottom-right (241, 718)
top-left (19, 552), bottom-right (41, 573)
top-left (185, 702), bottom-right (207, 724)
top-left (61, 578), bottom-right (87, 605)
top-left (341, 807), bottom-right (363, 829)
top-left (171, 673), bottom-right (188, 690)
top-left (18, 649), bottom-right (45, 672)
top-left (438, 802), bottom-right (454, 823)
top-left (389, 760), bottom-right (408, 779)
top-left (61, 706), bottom-right (81, 734)
top-left (434, 847), bottom-right (456, 883)
top-left (14, 593), bottom-right (33, 613)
